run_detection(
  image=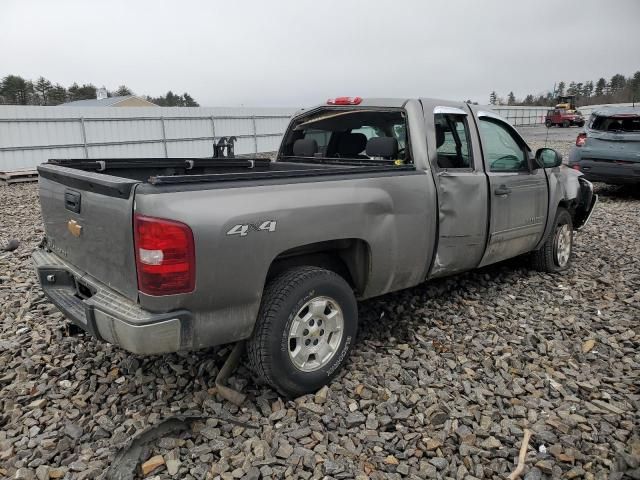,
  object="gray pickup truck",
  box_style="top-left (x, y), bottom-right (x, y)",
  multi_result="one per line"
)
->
top-left (33, 97), bottom-right (597, 397)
